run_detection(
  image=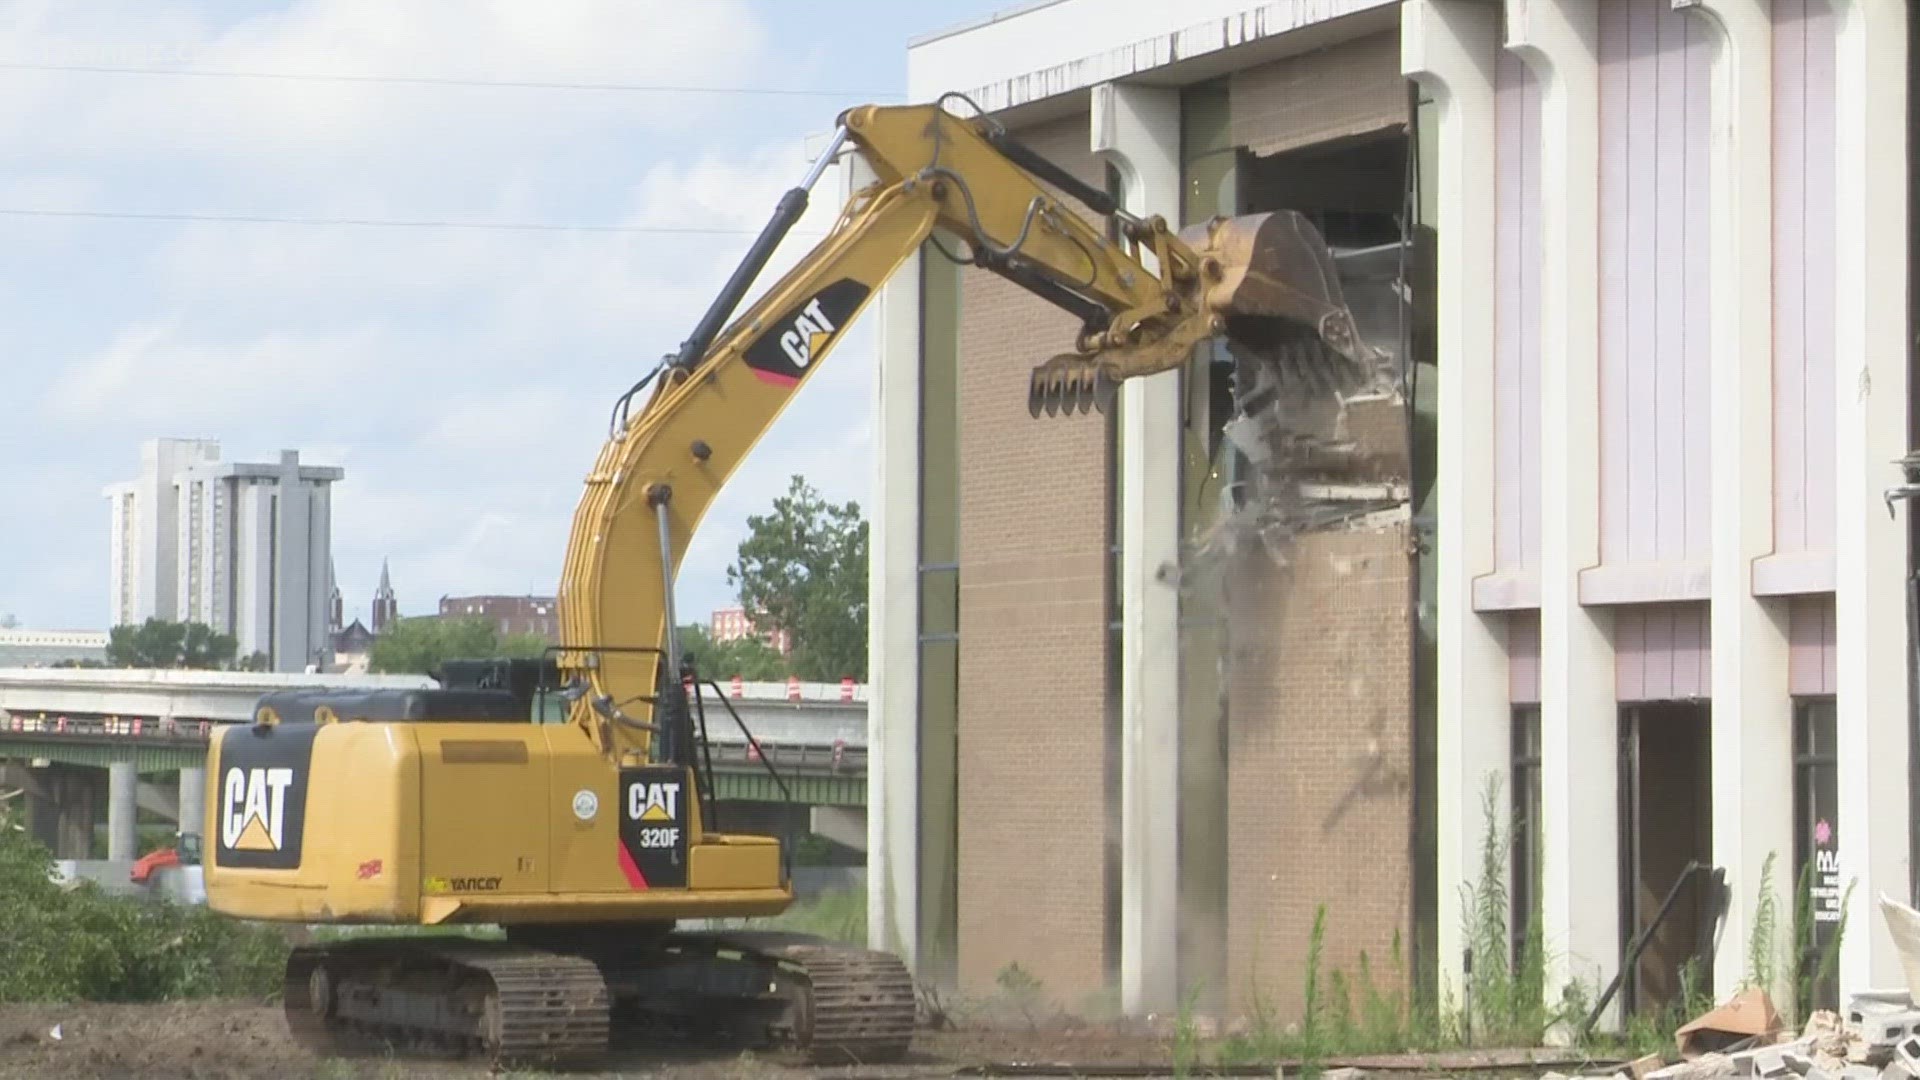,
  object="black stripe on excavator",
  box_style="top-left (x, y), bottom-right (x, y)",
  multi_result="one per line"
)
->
top-left (741, 278), bottom-right (871, 387)
top-left (213, 721), bottom-right (319, 871)
top-left (980, 126), bottom-right (1119, 217)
